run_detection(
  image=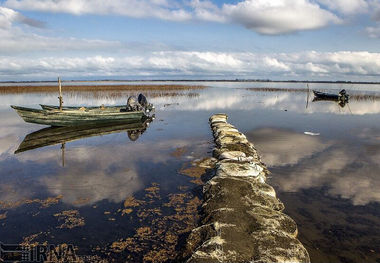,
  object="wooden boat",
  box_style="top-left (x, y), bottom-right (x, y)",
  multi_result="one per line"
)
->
top-left (15, 118), bottom-right (153, 154)
top-left (313, 90), bottom-right (349, 102)
top-left (11, 105), bottom-right (149, 126)
top-left (11, 78), bottom-right (154, 127)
